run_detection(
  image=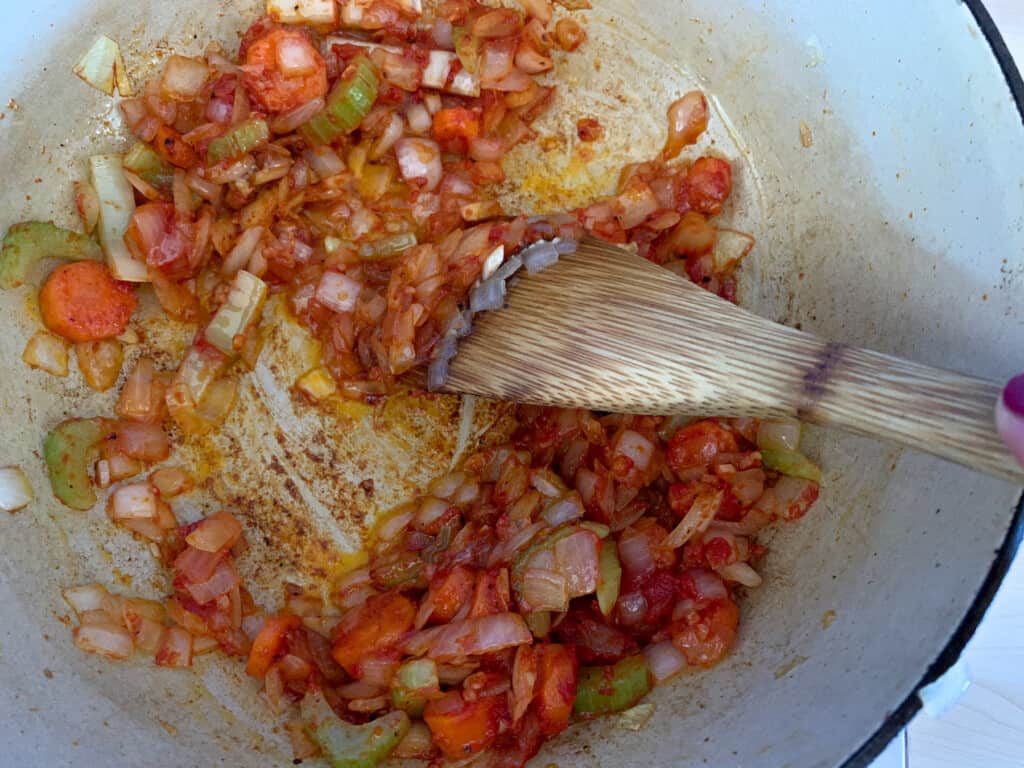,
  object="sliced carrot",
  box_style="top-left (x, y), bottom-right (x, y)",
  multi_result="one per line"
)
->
top-left (331, 592), bottom-right (415, 675)
top-left (432, 107), bottom-right (481, 142)
top-left (424, 690), bottom-right (508, 759)
top-left (153, 124), bottom-right (198, 169)
top-left (428, 565), bottom-right (476, 623)
top-left (534, 643), bottom-right (578, 736)
top-left (39, 261), bottom-right (137, 342)
top-left (247, 614), bottom-right (301, 678)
